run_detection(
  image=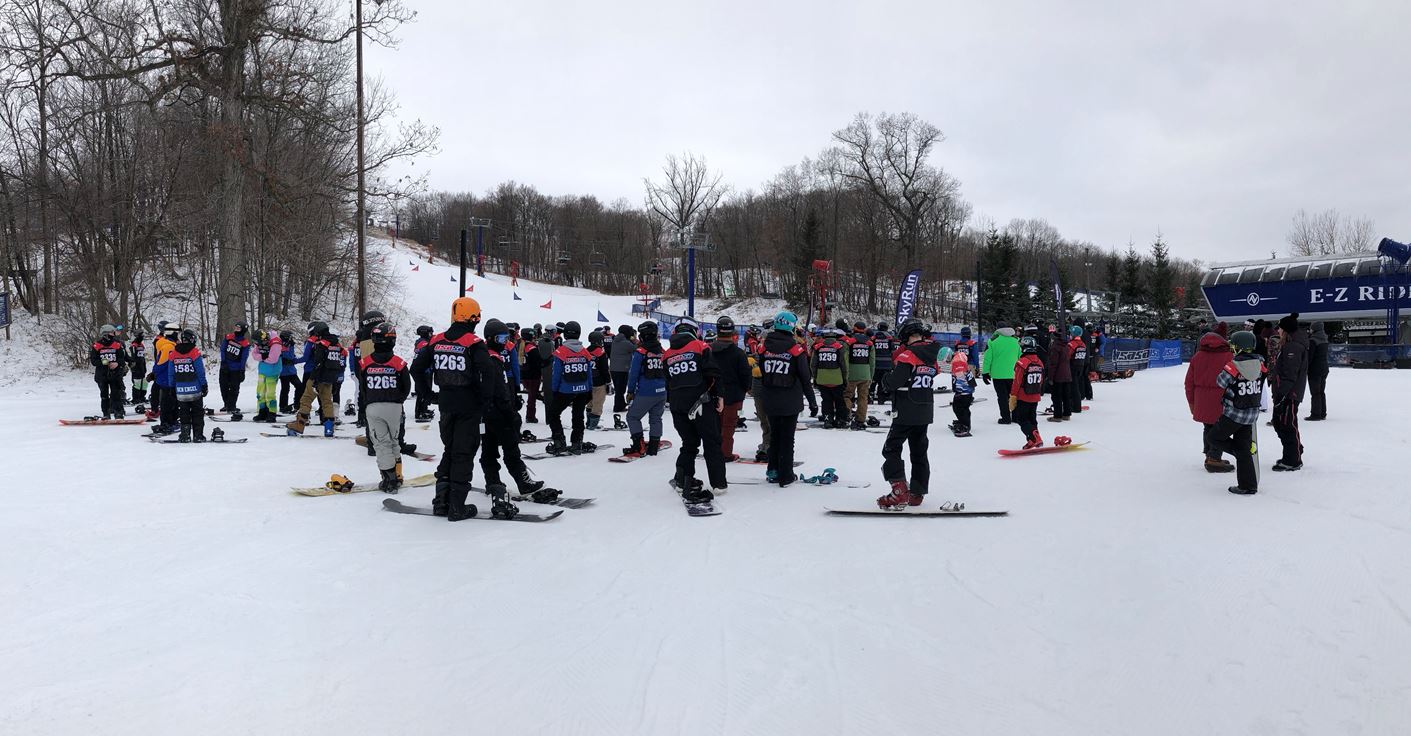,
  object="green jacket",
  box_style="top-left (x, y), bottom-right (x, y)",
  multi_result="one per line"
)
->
top-left (844, 334), bottom-right (876, 382)
top-left (981, 330), bottom-right (1021, 380)
top-left (812, 338), bottom-right (848, 386)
